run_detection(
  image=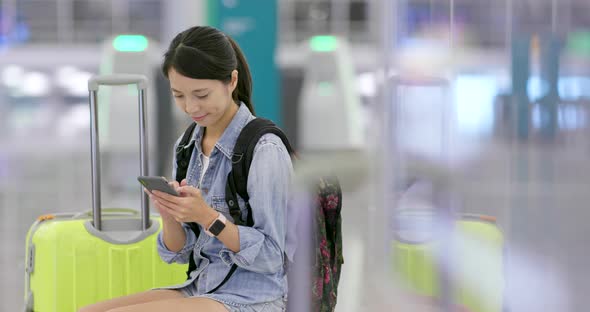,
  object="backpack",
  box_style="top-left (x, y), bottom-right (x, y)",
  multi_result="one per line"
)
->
top-left (174, 117), bottom-right (344, 312)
